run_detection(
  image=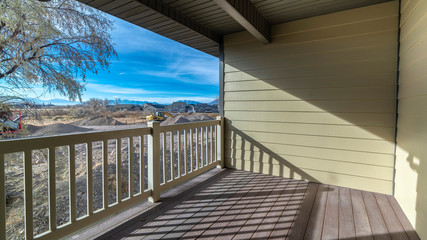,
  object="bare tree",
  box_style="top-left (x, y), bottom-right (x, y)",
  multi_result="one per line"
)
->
top-left (0, 0), bottom-right (117, 102)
